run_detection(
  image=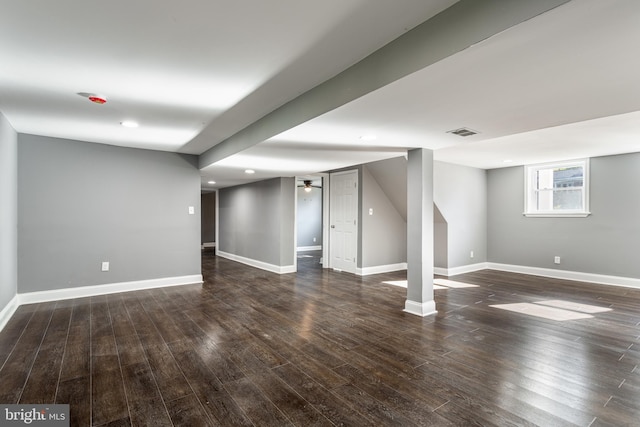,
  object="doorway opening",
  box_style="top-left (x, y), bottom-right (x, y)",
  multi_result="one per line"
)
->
top-left (295, 175), bottom-right (324, 271)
